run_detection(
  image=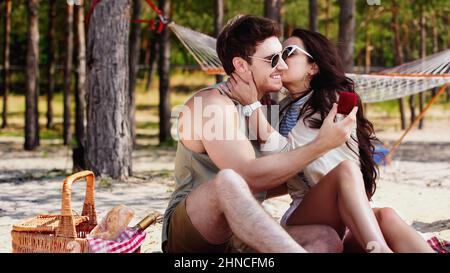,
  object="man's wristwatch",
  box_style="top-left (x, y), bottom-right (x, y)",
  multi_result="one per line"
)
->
top-left (242, 101), bottom-right (262, 117)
